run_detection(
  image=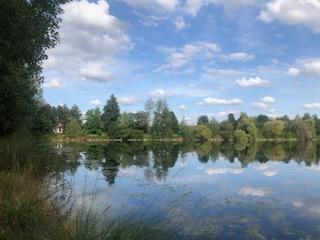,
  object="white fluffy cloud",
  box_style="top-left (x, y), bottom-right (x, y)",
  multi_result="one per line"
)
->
top-left (200, 97), bottom-right (242, 106)
top-left (288, 59), bottom-right (320, 78)
top-left (259, 0), bottom-right (320, 33)
top-left (216, 111), bottom-right (236, 117)
top-left (184, 0), bottom-right (258, 17)
top-left (90, 99), bottom-right (101, 106)
top-left (79, 63), bottom-right (112, 82)
top-left (302, 59), bottom-right (320, 76)
top-left (253, 164), bottom-right (278, 177)
top-left (206, 167), bottom-right (243, 175)
top-left (252, 101), bottom-right (275, 113)
top-left (149, 88), bottom-right (167, 97)
top-left (44, 0), bottom-right (133, 82)
top-left (252, 102), bottom-right (268, 110)
top-left (236, 77), bottom-right (270, 87)
top-left (226, 52), bottom-right (255, 61)
top-left (174, 17), bottom-right (187, 29)
top-left (252, 96), bottom-right (276, 113)
top-left (178, 105), bottom-right (187, 110)
top-left (263, 169), bottom-right (277, 177)
top-left (288, 67), bottom-right (300, 76)
top-left (121, 0), bottom-right (181, 12)
top-left (262, 96), bottom-right (276, 103)
top-left (43, 78), bottom-right (62, 88)
top-left (158, 41), bottom-right (220, 70)
top-left (303, 103), bottom-right (320, 109)
top-left (238, 187), bottom-right (272, 197)
top-left (118, 96), bottom-right (140, 106)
